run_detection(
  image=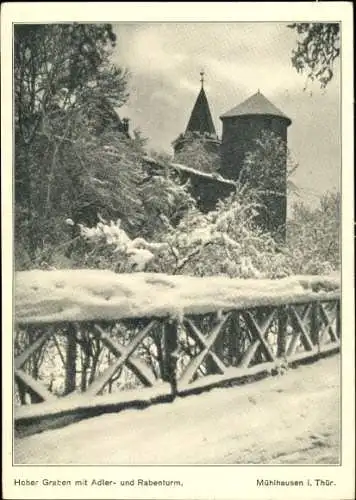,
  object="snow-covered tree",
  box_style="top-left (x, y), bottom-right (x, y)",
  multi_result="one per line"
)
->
top-left (240, 130), bottom-right (298, 195)
top-left (14, 23), bottom-right (132, 266)
top-left (286, 191), bottom-right (340, 273)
